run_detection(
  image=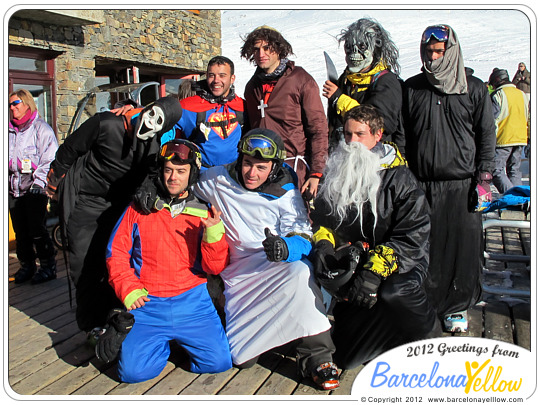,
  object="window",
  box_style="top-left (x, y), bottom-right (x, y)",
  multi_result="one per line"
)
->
top-left (163, 74), bottom-right (200, 99)
top-left (8, 47), bottom-right (59, 130)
